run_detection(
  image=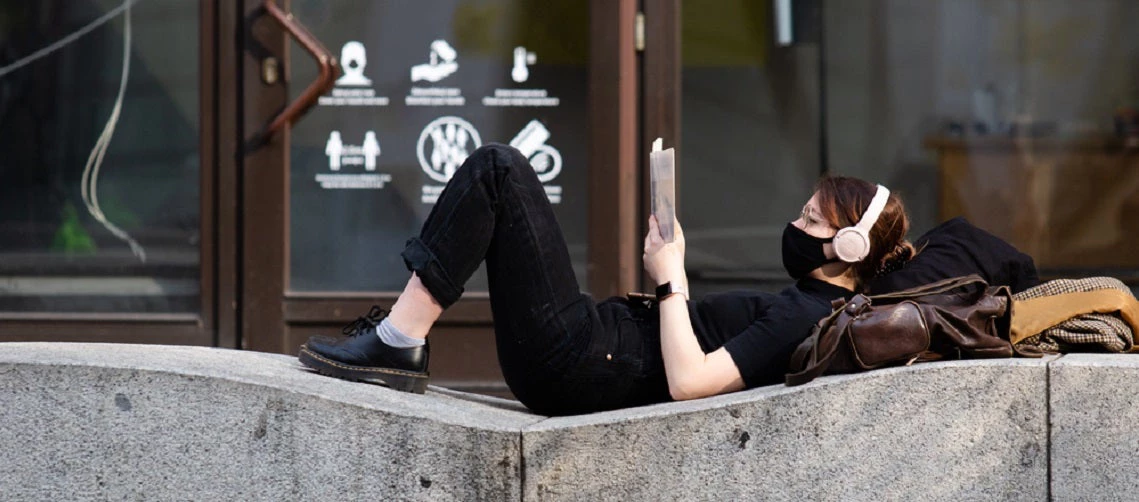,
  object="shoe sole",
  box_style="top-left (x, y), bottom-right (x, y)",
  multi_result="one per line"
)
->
top-left (297, 346), bottom-right (429, 394)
